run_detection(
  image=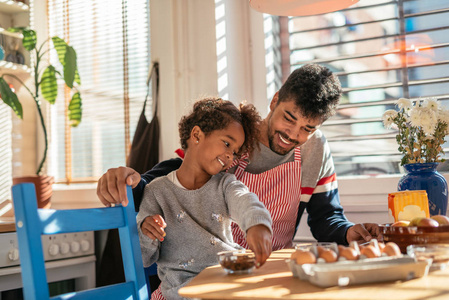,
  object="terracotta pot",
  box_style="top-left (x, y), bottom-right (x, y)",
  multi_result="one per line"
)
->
top-left (13, 175), bottom-right (54, 208)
